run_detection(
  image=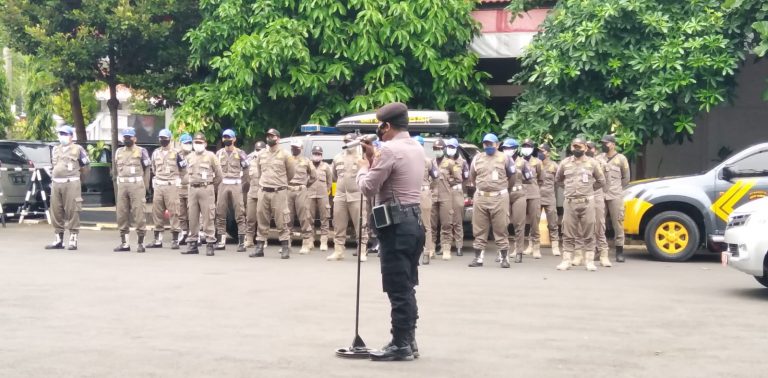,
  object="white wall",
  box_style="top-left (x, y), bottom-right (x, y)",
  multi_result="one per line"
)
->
top-left (643, 57), bottom-right (768, 178)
